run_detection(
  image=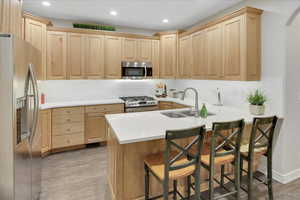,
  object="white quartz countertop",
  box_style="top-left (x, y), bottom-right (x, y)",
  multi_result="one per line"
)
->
top-left (105, 99), bottom-right (280, 144)
top-left (40, 98), bottom-right (124, 110)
